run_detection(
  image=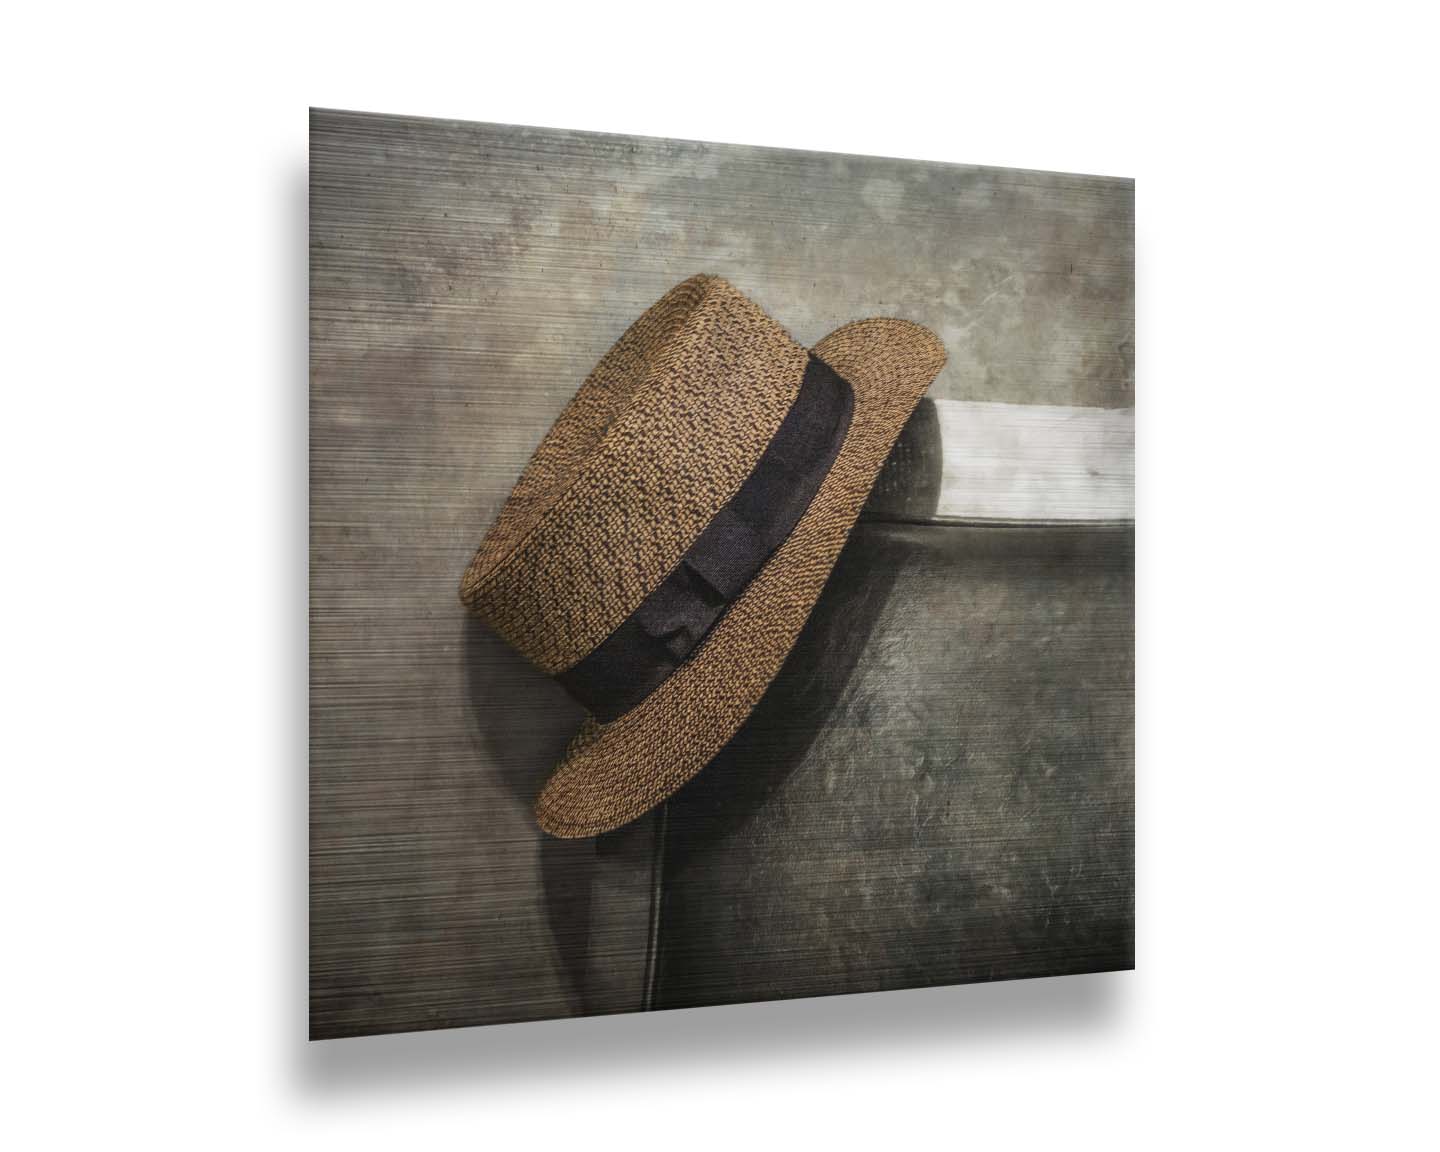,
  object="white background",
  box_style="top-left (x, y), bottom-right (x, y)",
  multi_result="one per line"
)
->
top-left (4, 2), bottom-right (1436, 1147)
